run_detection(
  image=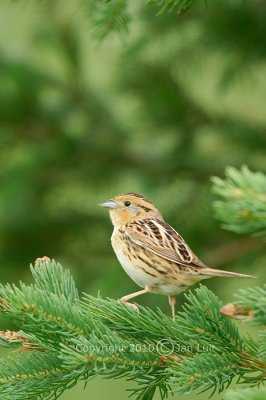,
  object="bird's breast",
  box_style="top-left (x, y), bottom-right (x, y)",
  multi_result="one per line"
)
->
top-left (111, 229), bottom-right (162, 288)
